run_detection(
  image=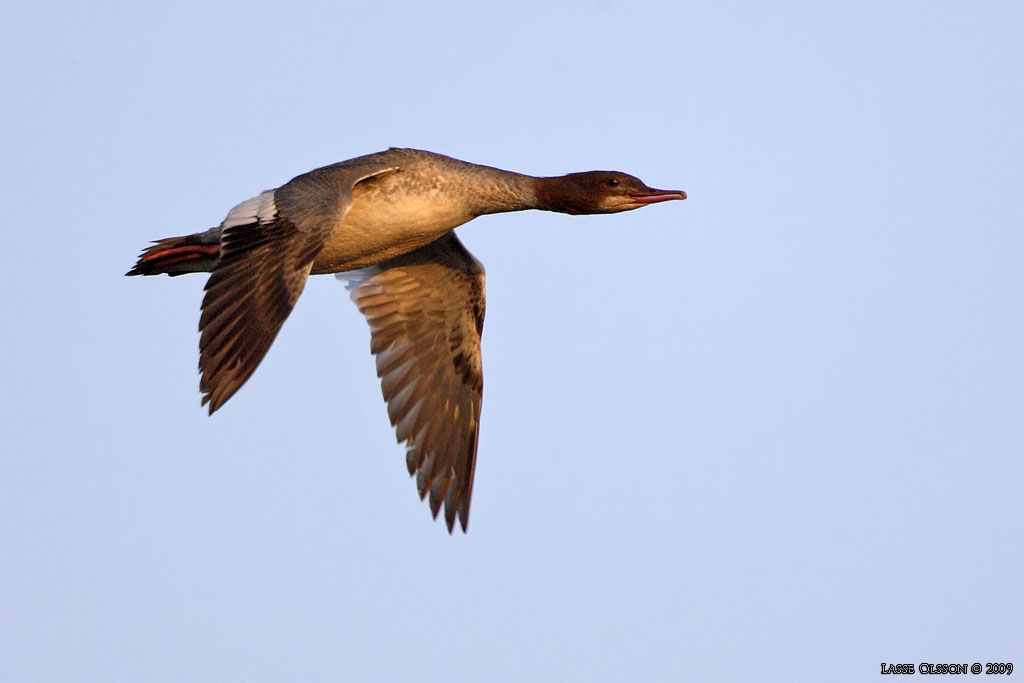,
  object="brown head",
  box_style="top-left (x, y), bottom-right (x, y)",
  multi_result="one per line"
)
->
top-left (534, 171), bottom-right (686, 215)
